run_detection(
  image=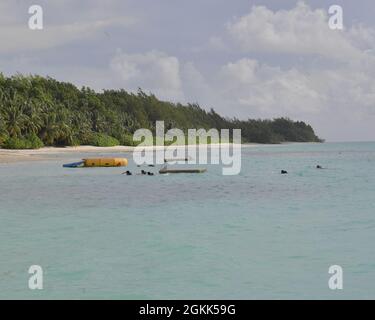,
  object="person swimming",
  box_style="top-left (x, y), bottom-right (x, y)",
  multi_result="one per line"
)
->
top-left (316, 165), bottom-right (324, 169)
top-left (147, 172), bottom-right (154, 176)
top-left (122, 170), bottom-right (132, 175)
top-left (135, 170), bottom-right (147, 175)
top-left (281, 170), bottom-right (288, 174)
